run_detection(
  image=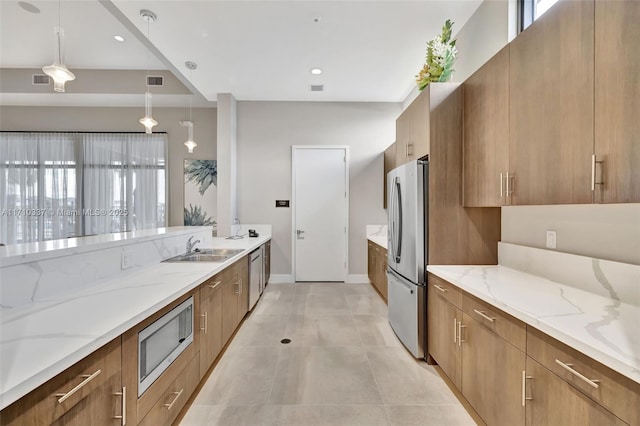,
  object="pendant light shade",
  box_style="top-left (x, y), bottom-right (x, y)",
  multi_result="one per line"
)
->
top-left (139, 9), bottom-right (158, 133)
top-left (139, 91), bottom-right (158, 134)
top-left (42, 23), bottom-right (75, 92)
top-left (182, 61), bottom-right (198, 153)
